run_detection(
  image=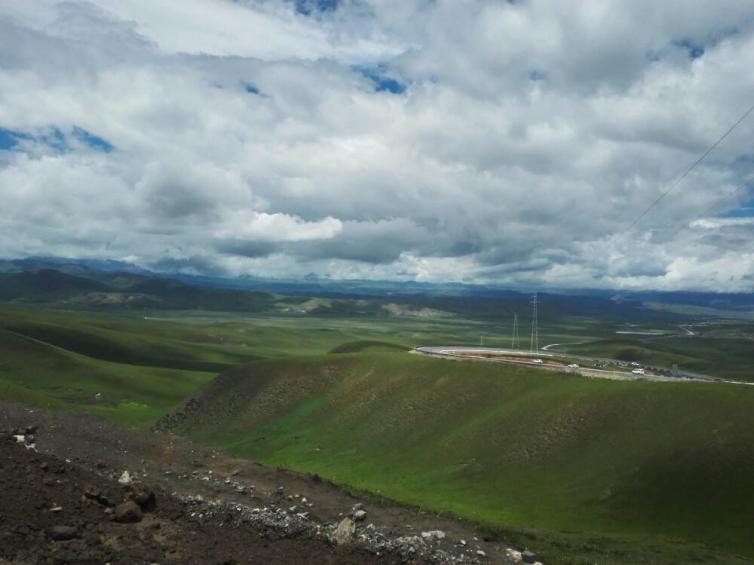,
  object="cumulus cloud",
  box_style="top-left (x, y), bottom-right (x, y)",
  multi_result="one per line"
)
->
top-left (1, 0), bottom-right (754, 291)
